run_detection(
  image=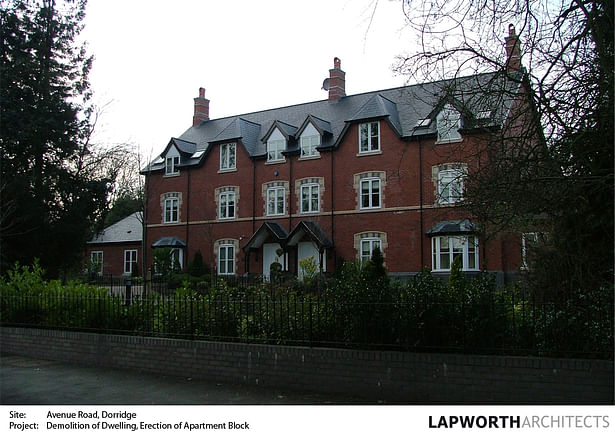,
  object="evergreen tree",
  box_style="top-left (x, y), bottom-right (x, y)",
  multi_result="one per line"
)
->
top-left (187, 250), bottom-right (208, 278)
top-left (365, 246), bottom-right (387, 283)
top-left (0, 0), bottom-right (110, 277)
